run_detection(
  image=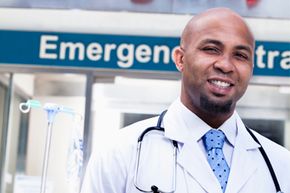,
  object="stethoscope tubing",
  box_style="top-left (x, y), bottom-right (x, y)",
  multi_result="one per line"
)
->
top-left (245, 126), bottom-right (282, 193)
top-left (134, 111), bottom-right (178, 193)
top-left (135, 111), bottom-right (283, 193)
